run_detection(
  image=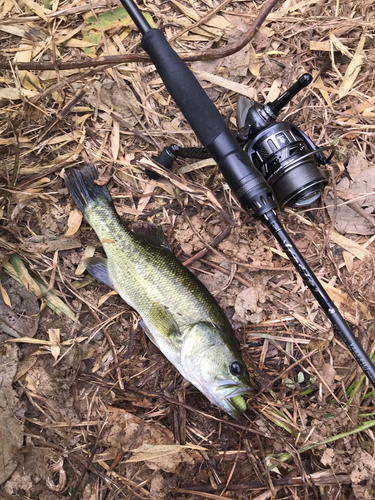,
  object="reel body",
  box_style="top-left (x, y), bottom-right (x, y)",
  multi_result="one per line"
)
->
top-left (236, 74), bottom-right (329, 207)
top-left (155, 73), bottom-right (331, 209)
top-left (242, 120), bottom-right (326, 207)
